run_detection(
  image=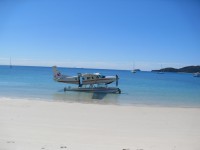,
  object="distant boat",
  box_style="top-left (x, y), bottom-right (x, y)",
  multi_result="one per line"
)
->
top-left (10, 57), bottom-right (12, 69)
top-left (157, 71), bottom-right (164, 74)
top-left (193, 72), bottom-right (200, 77)
top-left (131, 62), bottom-right (136, 73)
top-left (158, 64), bottom-right (164, 74)
top-left (131, 70), bottom-right (136, 73)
